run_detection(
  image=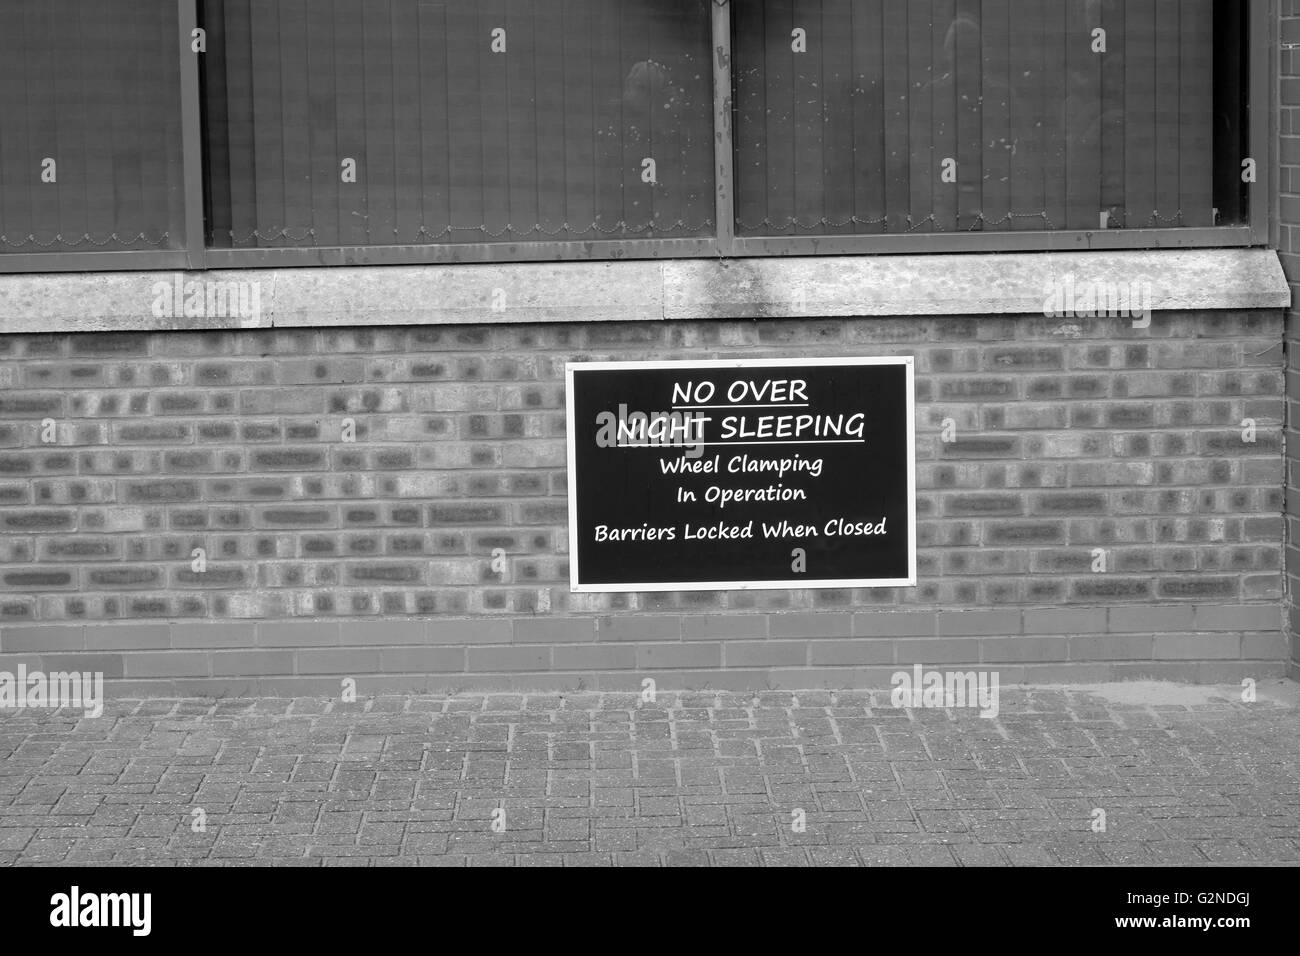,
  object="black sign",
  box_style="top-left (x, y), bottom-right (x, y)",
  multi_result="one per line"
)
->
top-left (565, 357), bottom-right (916, 591)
